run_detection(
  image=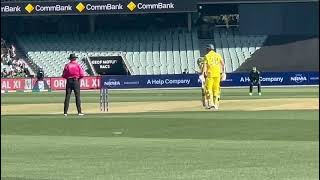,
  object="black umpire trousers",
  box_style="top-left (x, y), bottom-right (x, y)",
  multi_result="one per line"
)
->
top-left (249, 81), bottom-right (261, 93)
top-left (64, 78), bottom-right (82, 114)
